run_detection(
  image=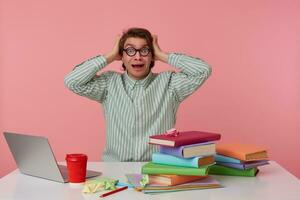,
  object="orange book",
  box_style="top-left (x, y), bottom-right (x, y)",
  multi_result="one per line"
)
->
top-left (149, 174), bottom-right (207, 186)
top-left (216, 143), bottom-right (268, 161)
